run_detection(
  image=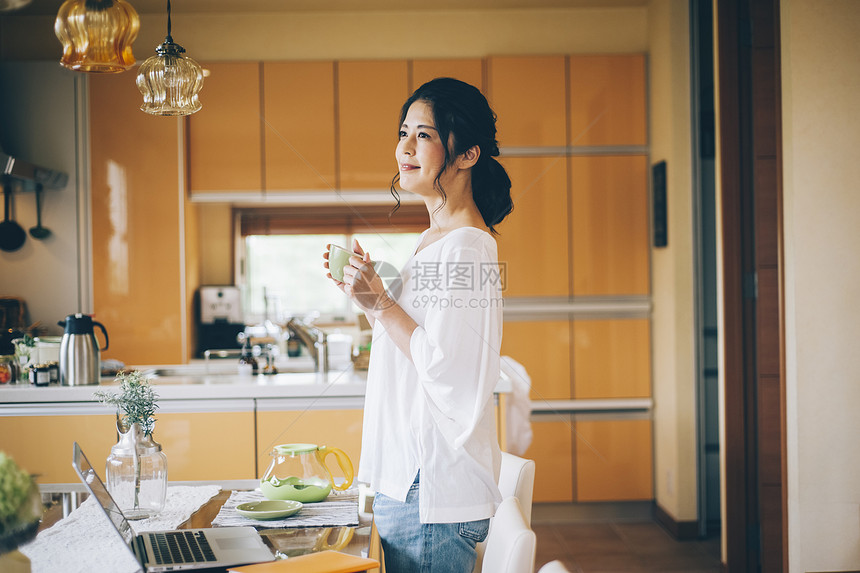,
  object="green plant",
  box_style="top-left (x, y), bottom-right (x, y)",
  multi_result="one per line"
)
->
top-left (0, 452), bottom-right (42, 554)
top-left (94, 370), bottom-right (159, 435)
